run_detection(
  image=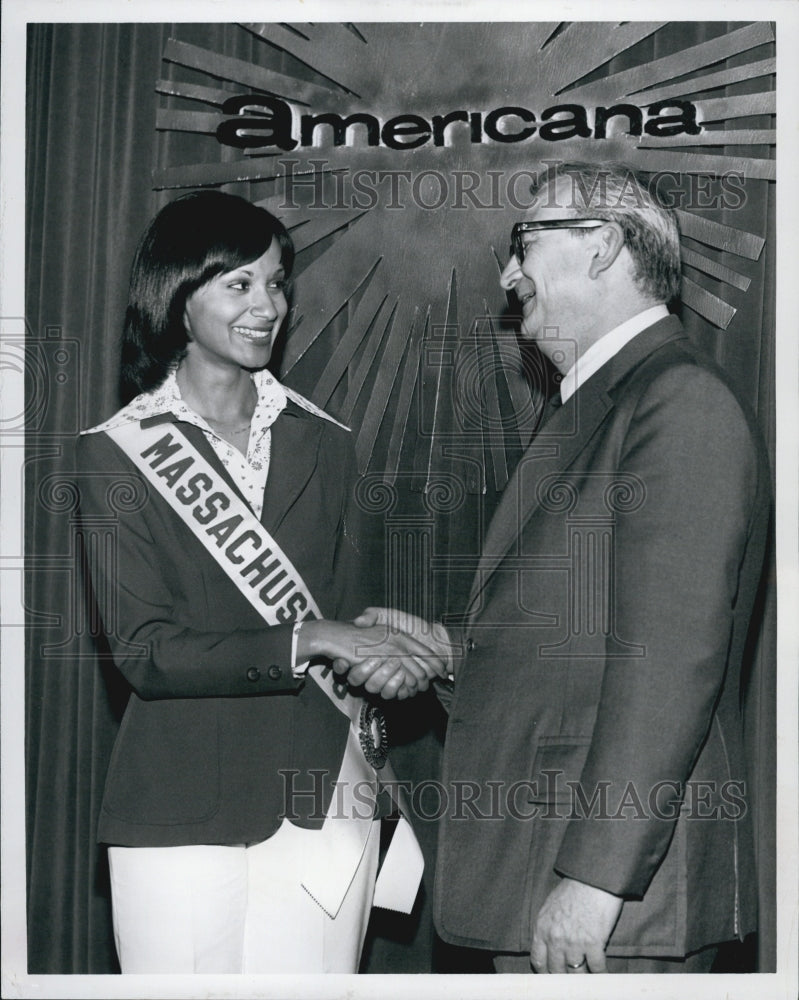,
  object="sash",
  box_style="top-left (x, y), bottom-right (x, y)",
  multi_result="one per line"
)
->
top-left (105, 419), bottom-right (423, 919)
